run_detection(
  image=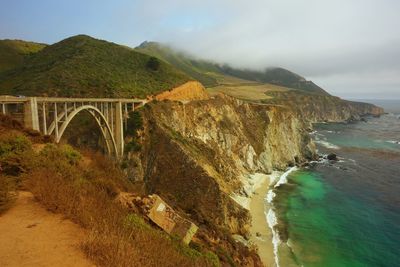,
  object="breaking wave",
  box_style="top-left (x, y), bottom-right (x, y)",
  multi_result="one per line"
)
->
top-left (314, 140), bottom-right (340, 149)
